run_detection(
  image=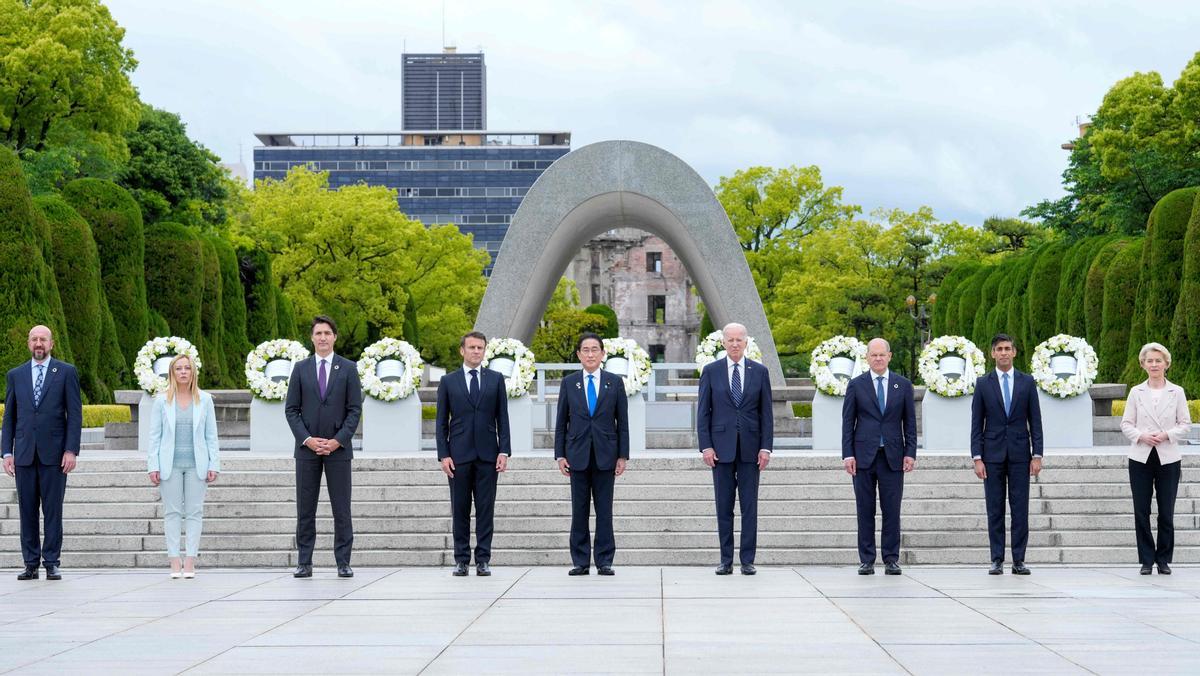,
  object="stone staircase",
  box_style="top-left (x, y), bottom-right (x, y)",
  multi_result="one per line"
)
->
top-left (2, 454), bottom-right (1197, 569)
